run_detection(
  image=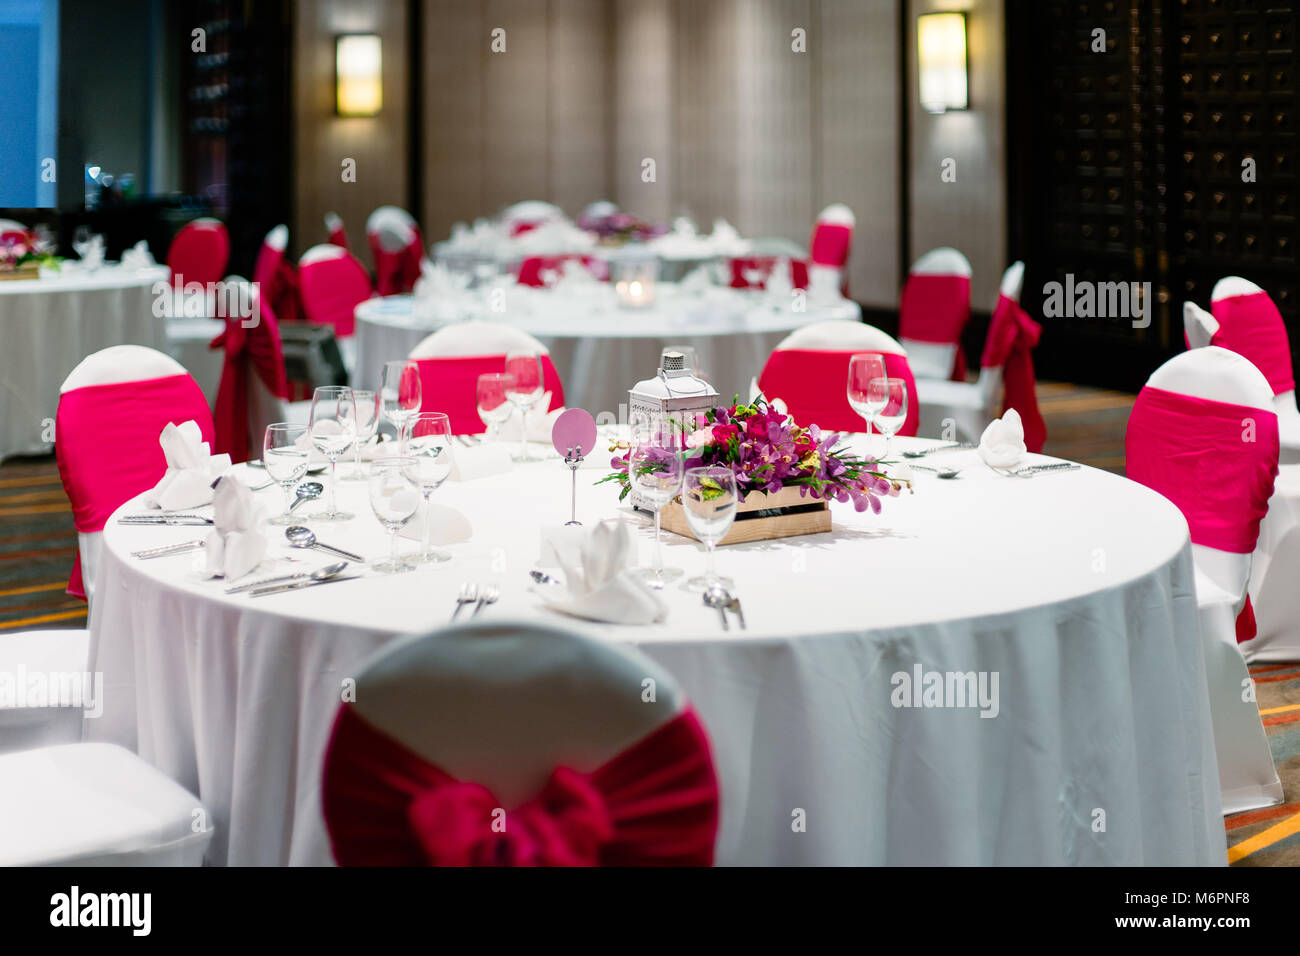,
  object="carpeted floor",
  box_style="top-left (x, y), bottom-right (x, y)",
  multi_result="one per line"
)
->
top-left (2, 379), bottom-right (1297, 865)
